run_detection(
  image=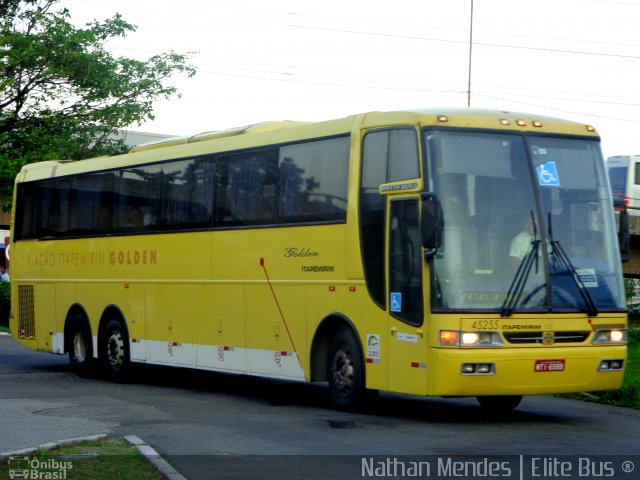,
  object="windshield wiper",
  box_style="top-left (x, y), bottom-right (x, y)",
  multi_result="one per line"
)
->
top-left (547, 214), bottom-right (598, 317)
top-left (501, 240), bottom-right (540, 317)
top-left (501, 211), bottom-right (540, 317)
